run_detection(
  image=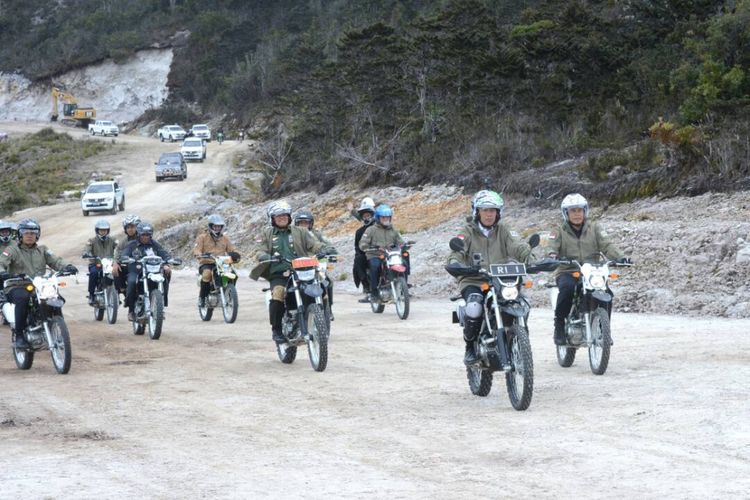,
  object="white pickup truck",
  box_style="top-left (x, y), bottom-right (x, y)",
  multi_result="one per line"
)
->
top-left (181, 138), bottom-right (207, 162)
top-left (158, 124), bottom-right (187, 142)
top-left (81, 180), bottom-right (125, 216)
top-left (88, 120), bottom-right (119, 136)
